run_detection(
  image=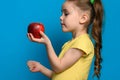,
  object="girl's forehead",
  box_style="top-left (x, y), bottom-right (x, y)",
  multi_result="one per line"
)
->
top-left (62, 1), bottom-right (81, 13)
top-left (62, 1), bottom-right (75, 11)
